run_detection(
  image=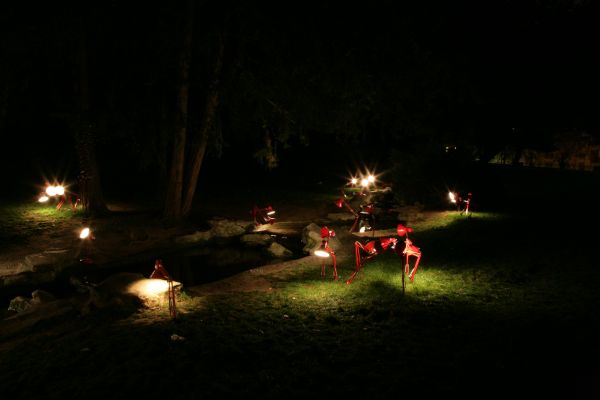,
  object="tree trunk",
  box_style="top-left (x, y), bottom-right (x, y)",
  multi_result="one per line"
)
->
top-left (181, 33), bottom-right (225, 217)
top-left (163, 1), bottom-right (194, 219)
top-left (76, 127), bottom-right (107, 215)
top-left (77, 15), bottom-right (108, 216)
